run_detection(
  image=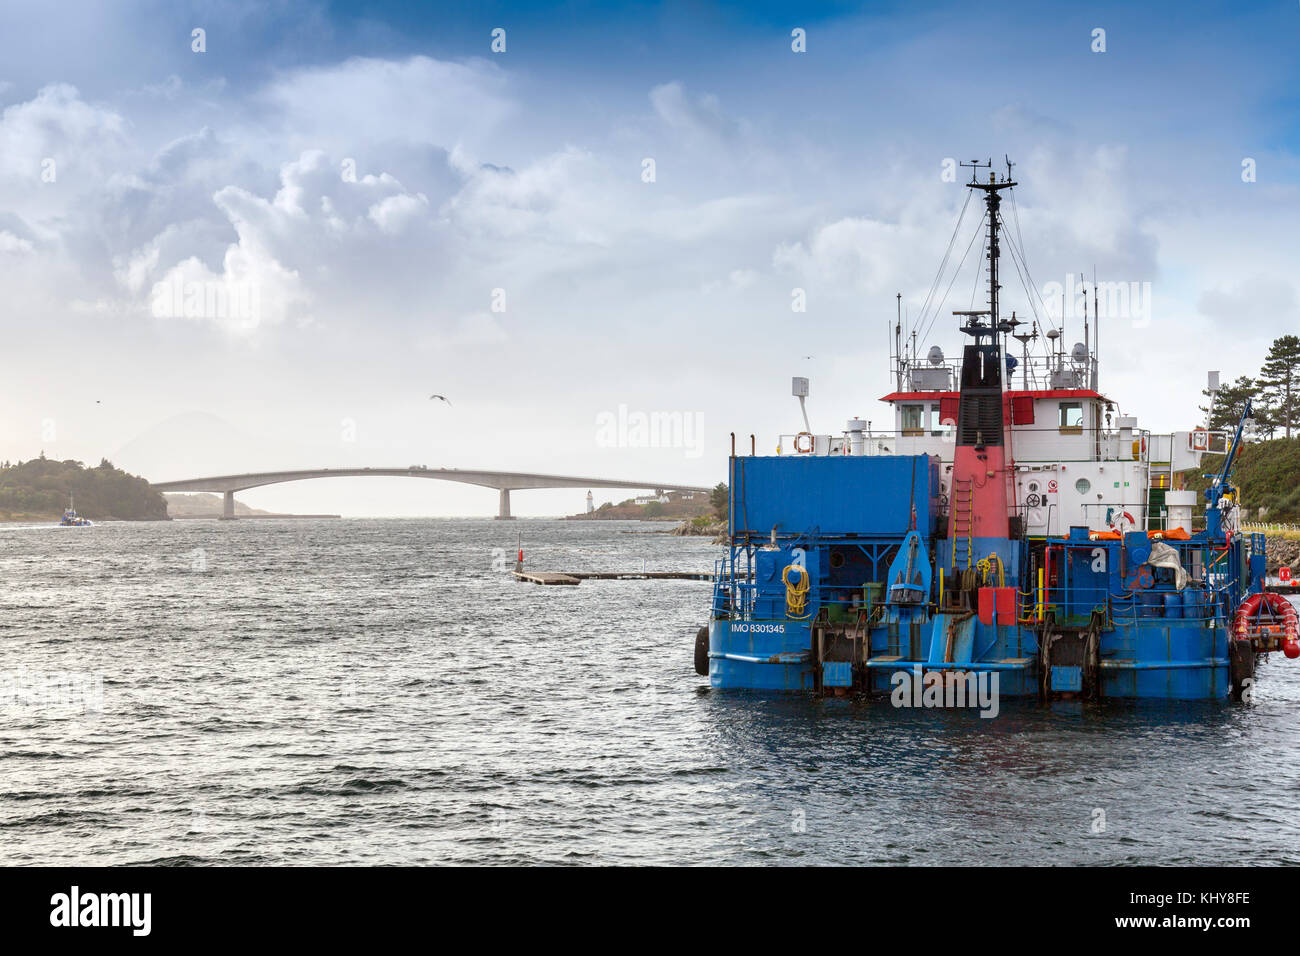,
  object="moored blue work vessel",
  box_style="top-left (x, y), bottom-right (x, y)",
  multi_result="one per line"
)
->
top-left (695, 160), bottom-right (1298, 701)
